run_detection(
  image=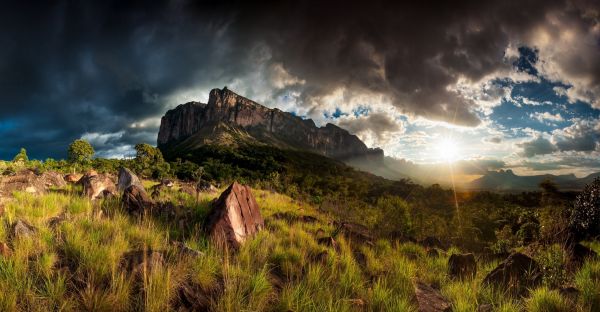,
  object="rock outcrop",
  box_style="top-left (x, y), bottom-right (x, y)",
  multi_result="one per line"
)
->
top-left (117, 167), bottom-right (144, 193)
top-left (80, 171), bottom-right (117, 200)
top-left (0, 170), bottom-right (66, 197)
top-left (204, 182), bottom-right (264, 249)
top-left (482, 252), bottom-right (542, 295)
top-left (157, 87), bottom-right (383, 161)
